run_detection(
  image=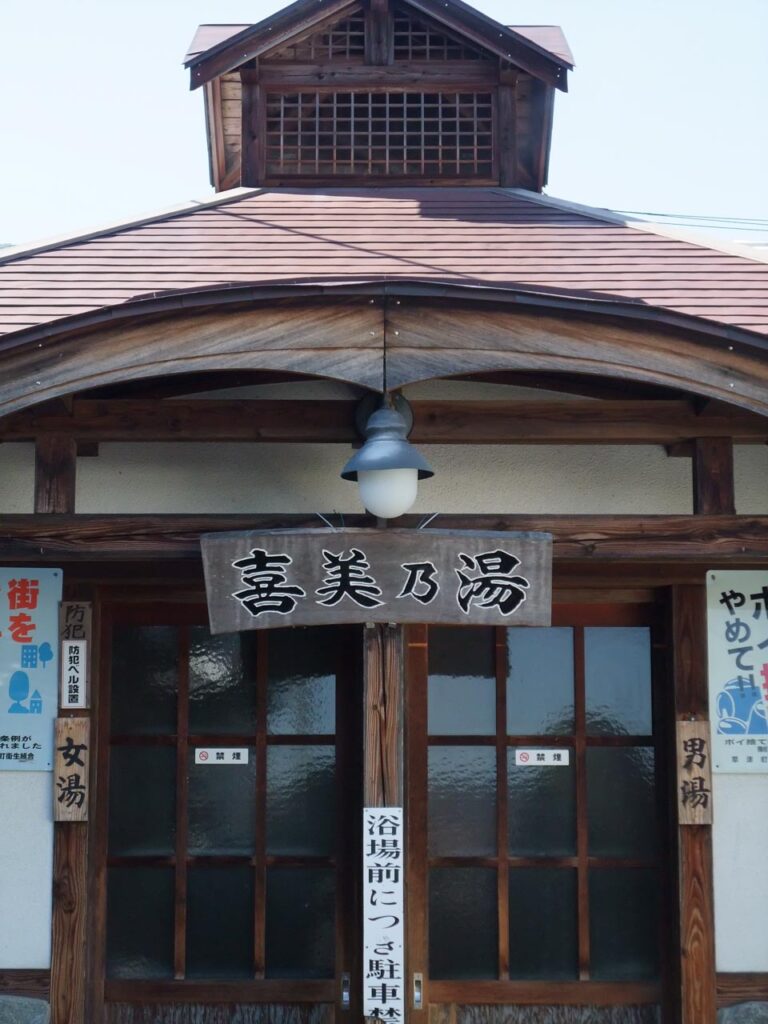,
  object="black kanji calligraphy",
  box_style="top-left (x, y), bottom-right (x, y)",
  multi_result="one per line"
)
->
top-left (57, 774), bottom-right (86, 809)
top-left (232, 548), bottom-right (306, 616)
top-left (682, 736), bottom-right (707, 770)
top-left (316, 548), bottom-right (383, 608)
top-left (397, 561), bottom-right (439, 604)
top-left (680, 776), bottom-right (711, 809)
top-left (455, 549), bottom-right (529, 615)
top-left (57, 736), bottom-right (87, 768)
